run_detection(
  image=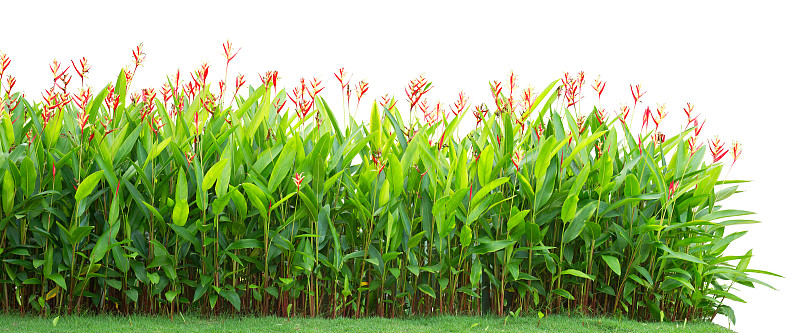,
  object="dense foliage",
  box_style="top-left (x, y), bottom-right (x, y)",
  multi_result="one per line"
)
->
top-left (0, 45), bottom-right (776, 323)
